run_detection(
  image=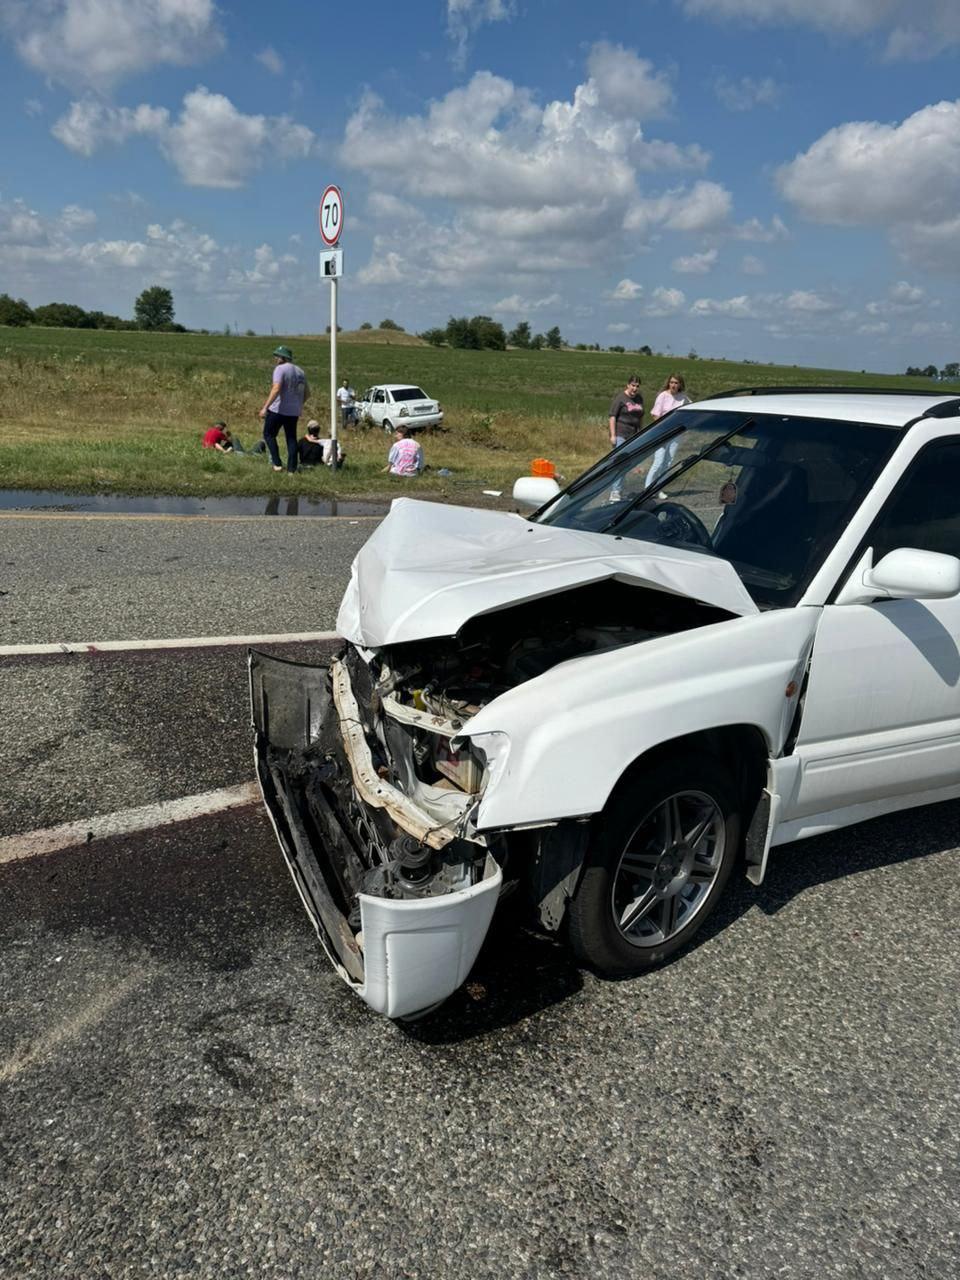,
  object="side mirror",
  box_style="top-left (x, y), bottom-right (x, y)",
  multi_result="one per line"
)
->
top-left (862, 548), bottom-right (960, 601)
top-left (513, 476), bottom-right (561, 509)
